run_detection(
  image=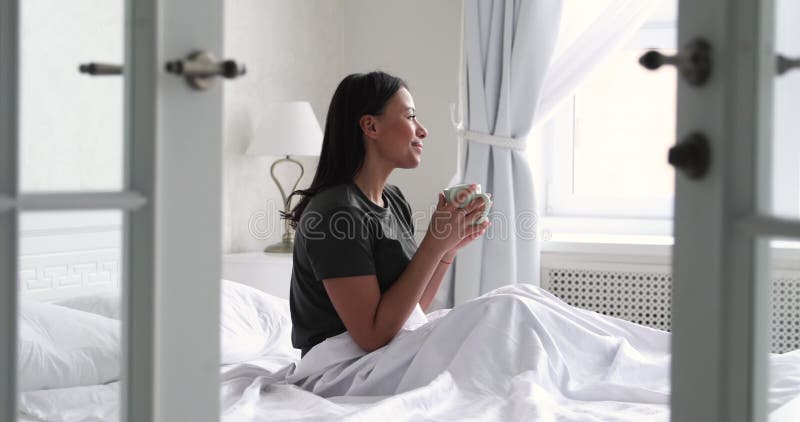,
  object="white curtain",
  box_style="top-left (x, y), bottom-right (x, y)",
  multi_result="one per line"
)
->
top-left (433, 0), bottom-right (661, 309)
